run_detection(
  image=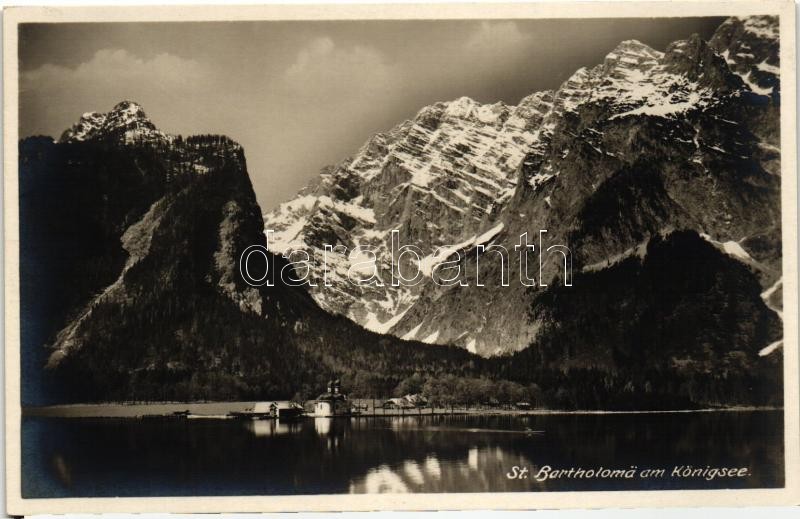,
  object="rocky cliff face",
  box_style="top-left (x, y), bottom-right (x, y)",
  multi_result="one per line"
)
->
top-left (264, 92), bottom-right (554, 336)
top-left (22, 103), bottom-right (300, 401)
top-left (21, 103), bottom-right (485, 404)
top-left (264, 16), bottom-right (782, 360)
